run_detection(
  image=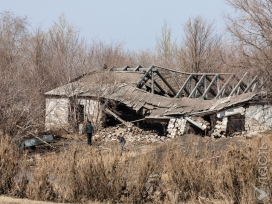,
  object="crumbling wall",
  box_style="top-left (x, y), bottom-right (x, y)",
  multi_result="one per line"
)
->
top-left (167, 118), bottom-right (187, 138)
top-left (45, 97), bottom-right (100, 132)
top-left (245, 104), bottom-right (272, 136)
top-left (45, 98), bottom-right (69, 131)
top-left (77, 98), bottom-right (100, 122)
top-left (212, 106), bottom-right (245, 137)
top-left (211, 117), bottom-right (228, 138)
